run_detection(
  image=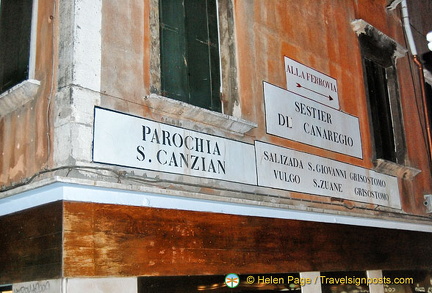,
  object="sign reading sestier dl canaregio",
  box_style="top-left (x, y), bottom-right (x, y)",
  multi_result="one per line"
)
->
top-left (285, 56), bottom-right (339, 109)
top-left (93, 107), bottom-right (257, 185)
top-left (264, 82), bottom-right (362, 159)
top-left (255, 141), bottom-right (401, 209)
